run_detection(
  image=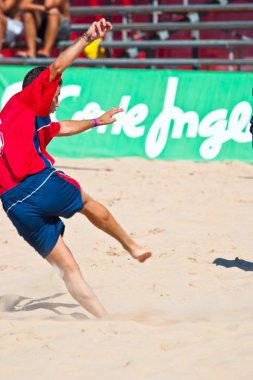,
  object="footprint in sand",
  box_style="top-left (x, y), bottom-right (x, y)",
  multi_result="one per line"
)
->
top-left (106, 246), bottom-right (124, 257)
top-left (148, 228), bottom-right (166, 235)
